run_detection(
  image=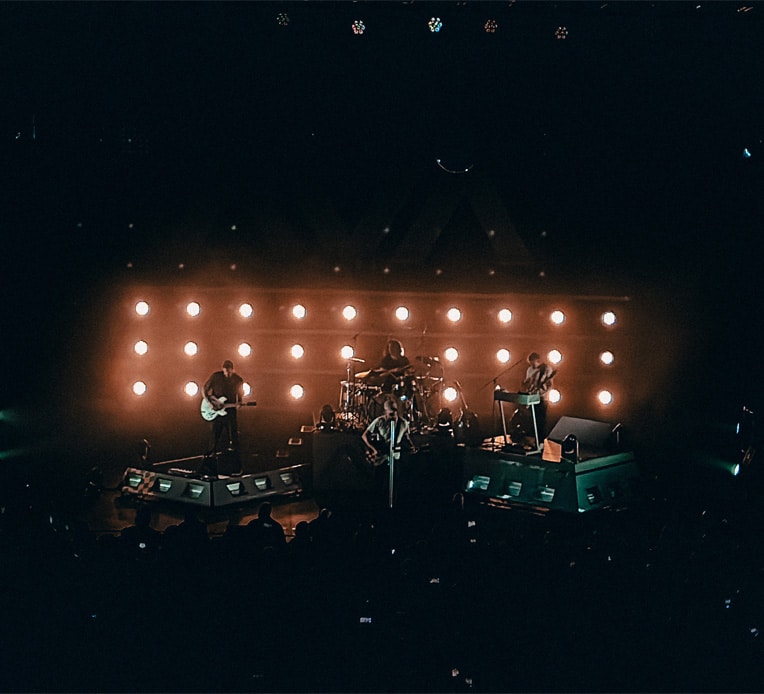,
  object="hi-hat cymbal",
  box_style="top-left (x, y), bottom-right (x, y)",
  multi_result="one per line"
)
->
top-left (354, 370), bottom-right (371, 379)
